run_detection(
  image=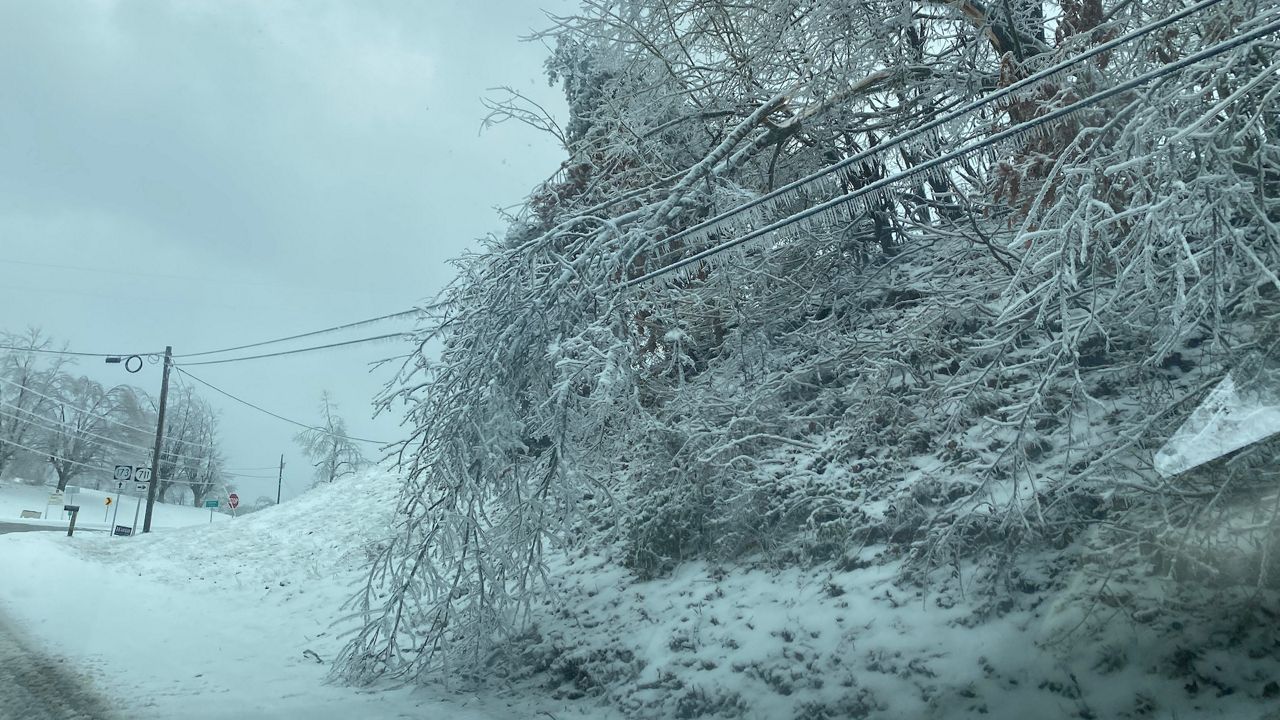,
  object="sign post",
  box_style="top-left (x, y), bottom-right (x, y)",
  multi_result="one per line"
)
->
top-left (131, 495), bottom-right (144, 535)
top-left (131, 467), bottom-right (152, 533)
top-left (204, 499), bottom-right (219, 523)
top-left (110, 466), bottom-right (131, 535)
top-left (104, 496), bottom-right (113, 523)
top-left (44, 490), bottom-right (64, 519)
